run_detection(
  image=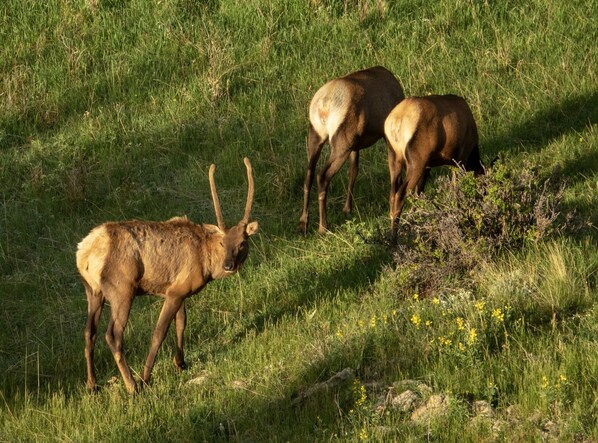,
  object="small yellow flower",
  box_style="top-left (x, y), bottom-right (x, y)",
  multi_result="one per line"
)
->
top-left (335, 330), bottom-right (344, 339)
top-left (475, 301), bottom-right (486, 313)
top-left (392, 309), bottom-right (398, 317)
top-left (425, 320), bottom-right (432, 327)
top-left (358, 320), bottom-right (365, 329)
top-left (413, 292), bottom-right (419, 301)
top-left (359, 427), bottom-right (368, 440)
top-left (492, 308), bottom-right (504, 323)
top-left (458, 342), bottom-right (465, 351)
top-left (370, 315), bottom-right (377, 329)
top-left (468, 328), bottom-right (477, 345)
top-left (411, 314), bottom-right (421, 328)
top-left (382, 314), bottom-right (388, 325)
top-left (541, 375), bottom-right (549, 389)
top-left (432, 297), bottom-right (440, 305)
top-left (456, 317), bottom-right (465, 331)
top-left (559, 374), bottom-right (567, 383)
